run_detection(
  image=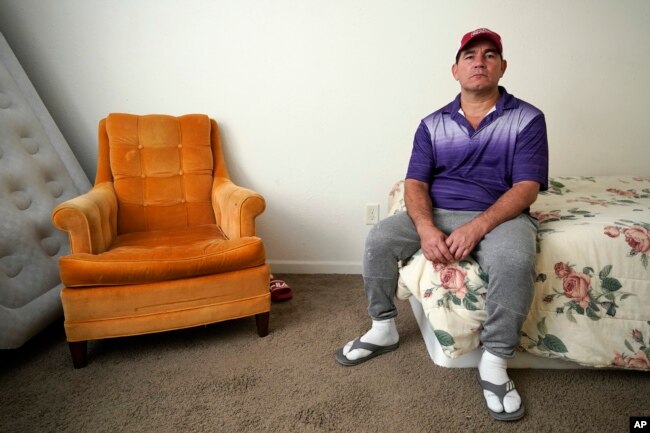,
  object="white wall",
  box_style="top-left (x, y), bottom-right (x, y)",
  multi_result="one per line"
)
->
top-left (1, 0), bottom-right (649, 273)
